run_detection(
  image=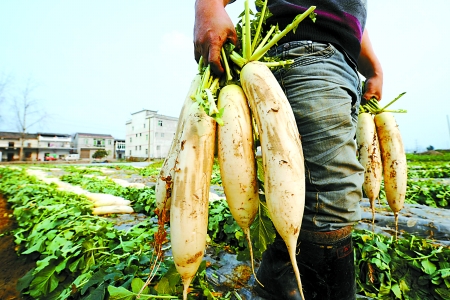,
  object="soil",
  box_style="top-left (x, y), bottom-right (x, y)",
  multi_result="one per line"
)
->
top-left (0, 194), bottom-right (35, 300)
